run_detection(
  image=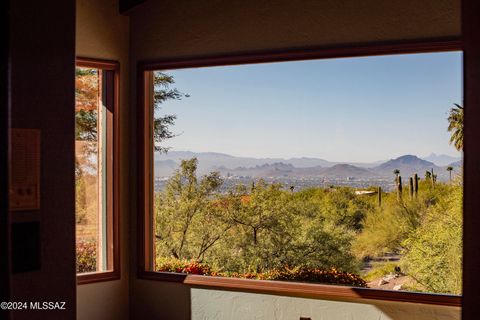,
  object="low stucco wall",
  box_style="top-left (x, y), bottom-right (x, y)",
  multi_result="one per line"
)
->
top-left (132, 280), bottom-right (460, 320)
top-left (191, 289), bottom-right (460, 320)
